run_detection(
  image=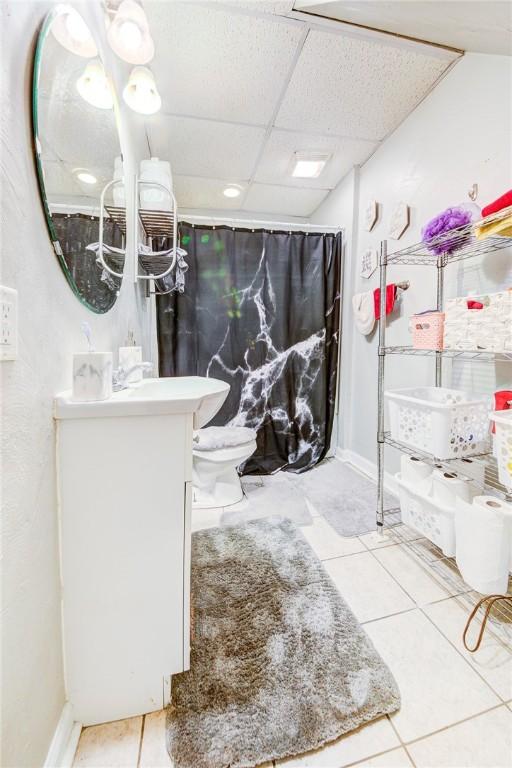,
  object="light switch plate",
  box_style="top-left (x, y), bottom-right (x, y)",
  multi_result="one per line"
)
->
top-left (0, 286), bottom-right (18, 361)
